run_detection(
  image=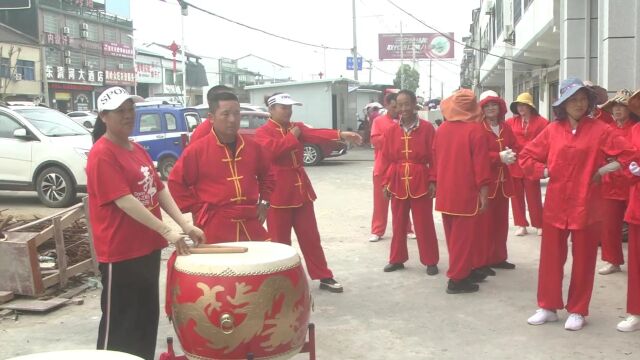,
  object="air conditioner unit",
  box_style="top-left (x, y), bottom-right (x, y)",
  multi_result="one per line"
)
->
top-left (64, 50), bottom-right (71, 58)
top-left (13, 73), bottom-right (22, 81)
top-left (503, 24), bottom-right (516, 45)
top-left (81, 30), bottom-right (88, 38)
top-left (65, 58), bottom-right (72, 65)
top-left (80, 23), bottom-right (89, 31)
top-left (117, 63), bottom-right (124, 70)
top-left (62, 26), bottom-right (70, 34)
